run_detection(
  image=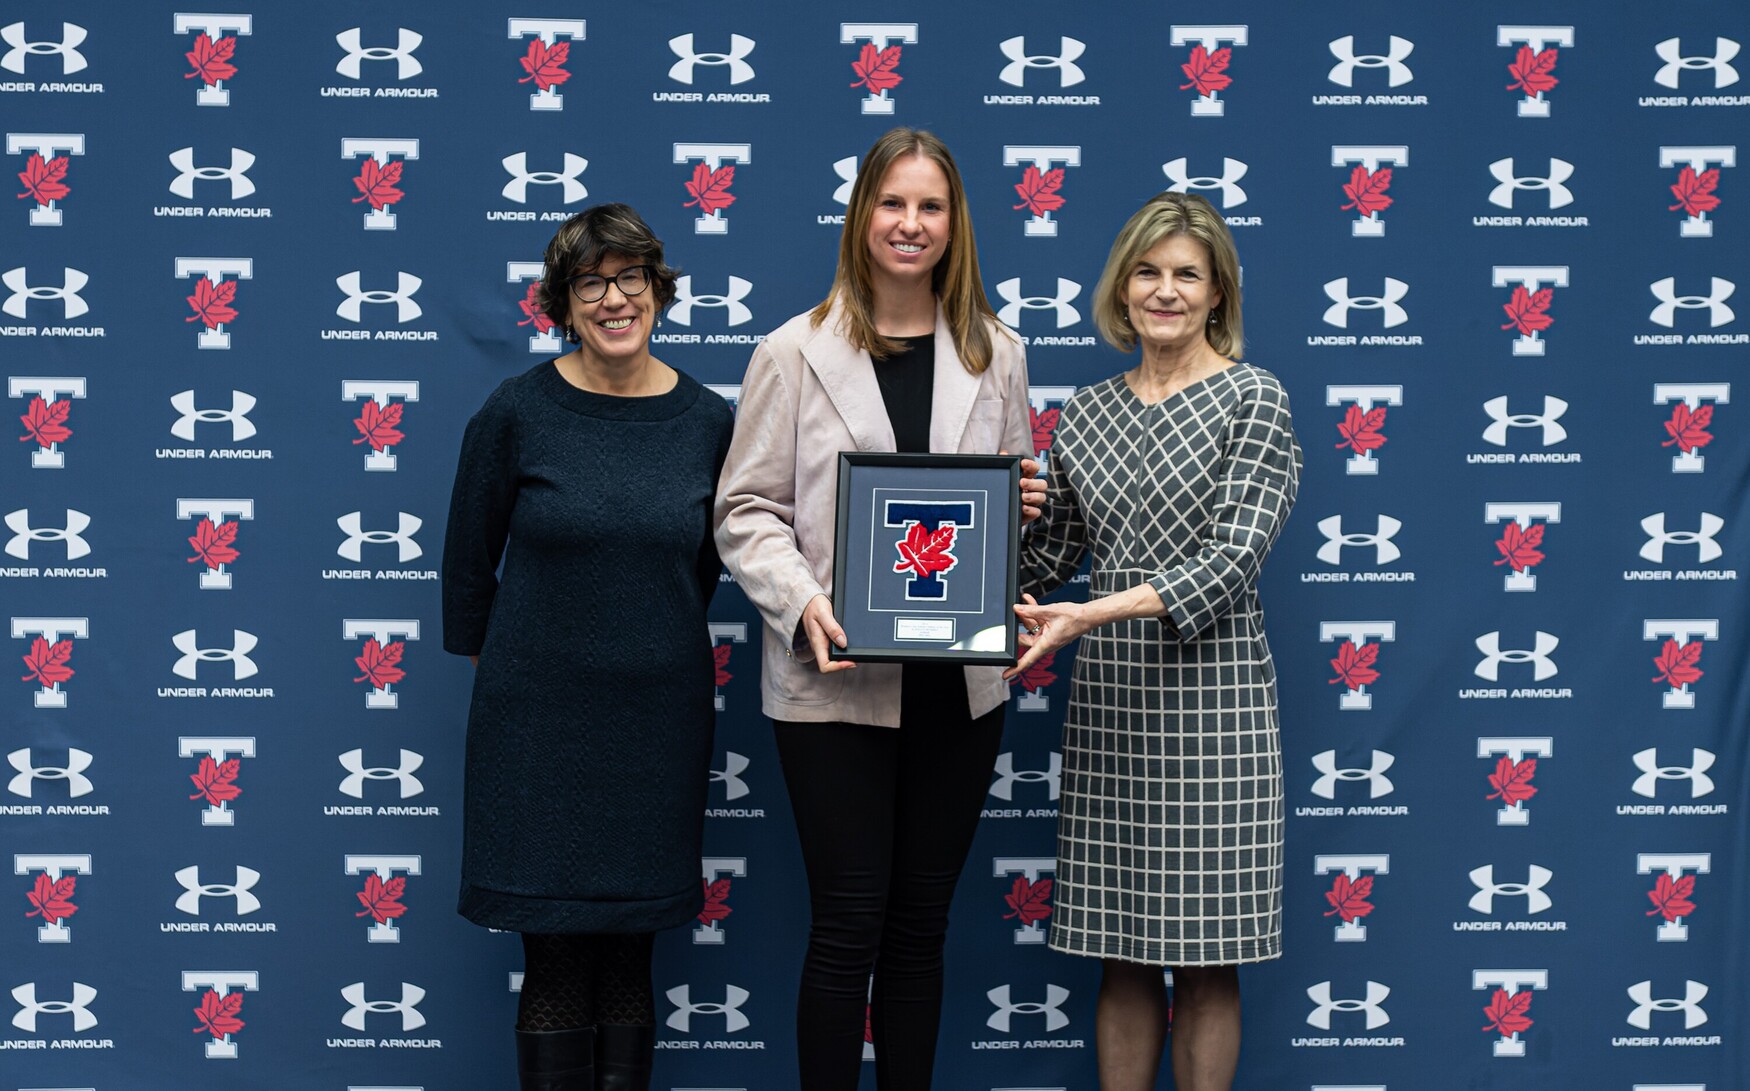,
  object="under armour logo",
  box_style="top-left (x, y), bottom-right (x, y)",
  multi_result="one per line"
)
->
top-left (1640, 512), bottom-right (1724, 564)
top-left (1649, 277), bottom-right (1735, 328)
top-left (336, 272), bottom-right (422, 323)
top-left (669, 275), bottom-right (753, 326)
top-left (1311, 750), bottom-right (1394, 799)
top-left (990, 752), bottom-right (1062, 801)
top-left (10, 982), bottom-right (96, 1032)
top-left (1315, 515), bottom-right (1401, 566)
top-left (998, 35), bottom-right (1085, 88)
top-left (338, 748), bottom-right (425, 799)
top-left (1323, 278), bottom-right (1408, 328)
top-left (500, 152), bottom-right (588, 204)
top-left (7, 747), bottom-right (93, 798)
top-left (668, 33), bottom-right (756, 84)
top-left (832, 156), bottom-right (858, 205)
top-left (665, 985), bottom-right (750, 1033)
top-left (1654, 37), bottom-right (1740, 89)
top-left (336, 512), bottom-right (423, 563)
top-left (1632, 747), bottom-right (1715, 799)
top-left (1327, 35), bottom-right (1413, 87)
top-left (172, 629), bottom-right (259, 681)
top-left (1627, 980), bottom-right (1708, 1029)
top-left (710, 751), bottom-right (750, 801)
top-left (1474, 631), bottom-right (1558, 681)
top-left (3, 266), bottom-right (88, 319)
top-left (1161, 157), bottom-right (1248, 208)
top-left (1306, 981), bottom-right (1390, 1029)
top-left (1, 22), bottom-right (87, 75)
top-left (986, 984), bottom-right (1069, 1032)
top-left (168, 147), bottom-right (256, 200)
top-left (1481, 395), bottom-right (1567, 447)
top-left (1468, 865), bottom-right (1553, 914)
top-left (171, 389), bottom-right (257, 442)
top-left (5, 509), bottom-right (90, 560)
top-left (1488, 157), bottom-right (1574, 209)
top-left (995, 277), bottom-right (1081, 329)
top-left (341, 982), bottom-right (426, 1031)
top-left (335, 28), bottom-right (422, 80)
top-left (174, 865), bottom-right (262, 915)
